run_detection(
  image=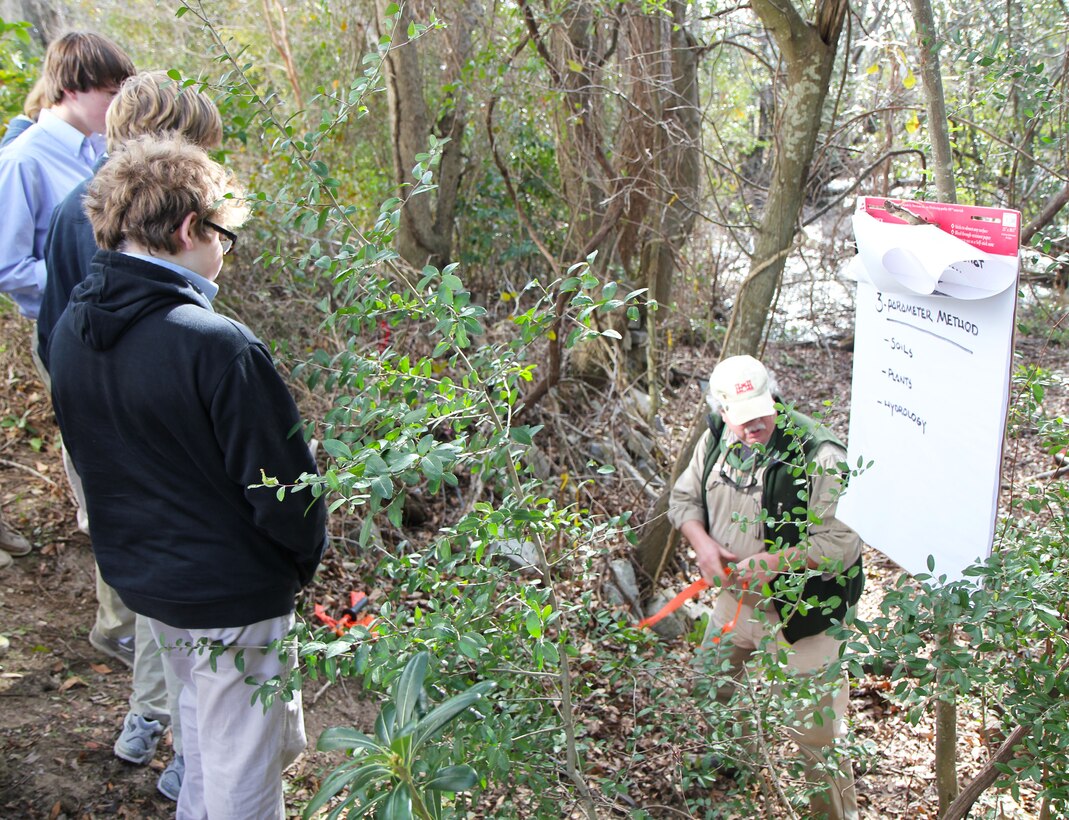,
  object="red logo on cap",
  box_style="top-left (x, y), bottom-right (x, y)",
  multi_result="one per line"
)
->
top-left (735, 380), bottom-right (754, 395)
